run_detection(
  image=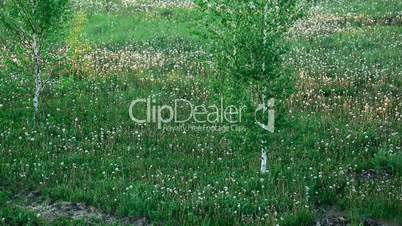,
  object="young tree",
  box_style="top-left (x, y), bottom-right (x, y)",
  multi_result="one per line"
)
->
top-left (196, 0), bottom-right (306, 173)
top-left (0, 0), bottom-right (70, 119)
